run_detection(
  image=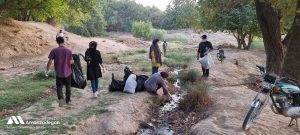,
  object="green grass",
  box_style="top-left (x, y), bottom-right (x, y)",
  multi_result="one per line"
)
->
top-left (33, 70), bottom-right (55, 80)
top-left (0, 73), bottom-right (55, 111)
top-left (163, 51), bottom-right (194, 68)
top-left (164, 33), bottom-right (190, 43)
top-left (42, 96), bottom-right (56, 109)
